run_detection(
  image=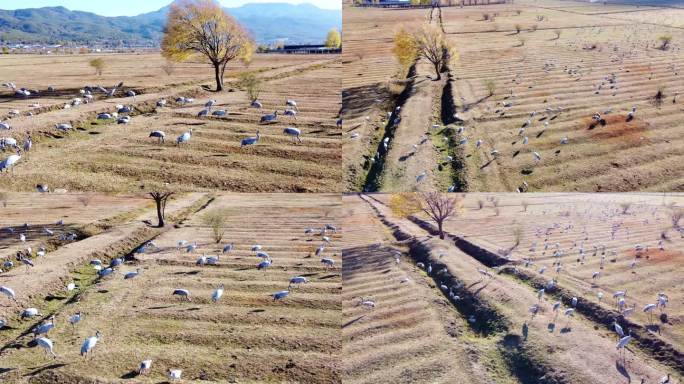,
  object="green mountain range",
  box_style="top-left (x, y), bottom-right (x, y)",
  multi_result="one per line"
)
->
top-left (0, 2), bottom-right (342, 45)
